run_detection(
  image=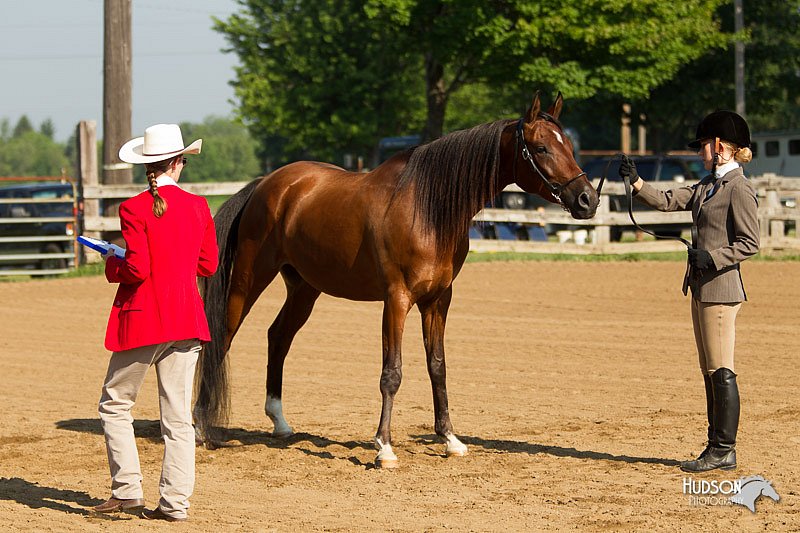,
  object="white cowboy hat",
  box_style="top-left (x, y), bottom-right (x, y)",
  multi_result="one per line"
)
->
top-left (118, 123), bottom-right (202, 164)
